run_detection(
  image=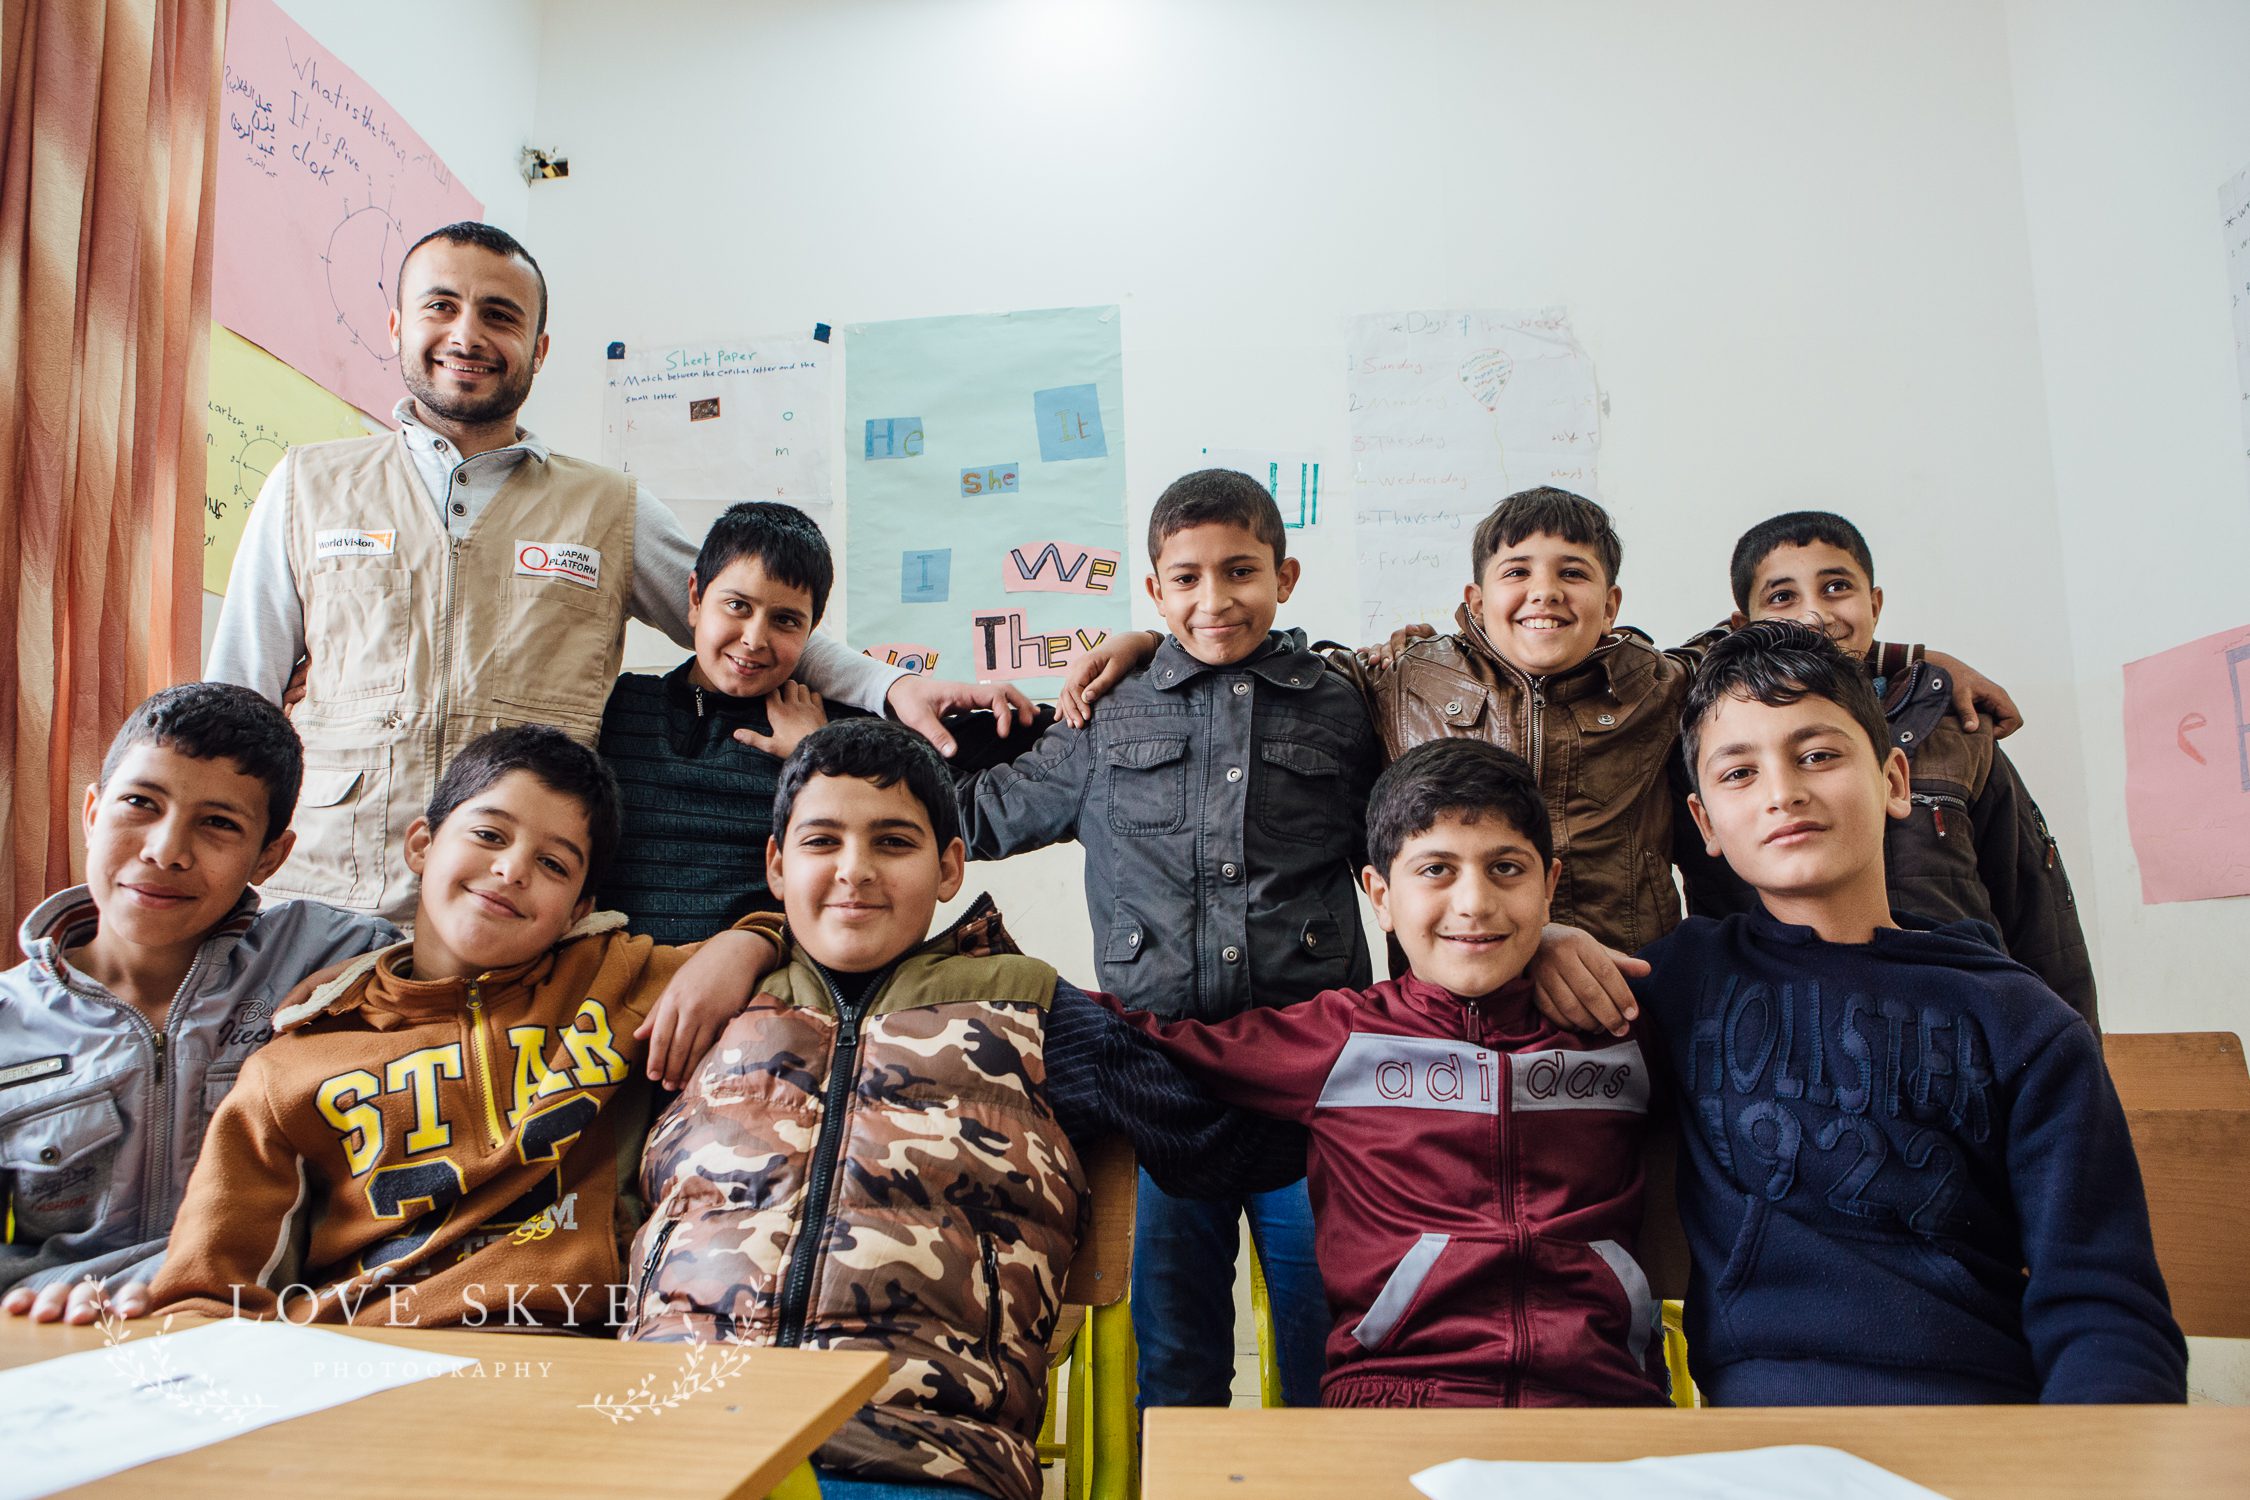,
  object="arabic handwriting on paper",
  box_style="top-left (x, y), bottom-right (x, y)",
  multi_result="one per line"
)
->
top-left (205, 325), bottom-right (371, 594)
top-left (844, 307), bottom-right (1128, 693)
top-left (2122, 623), bottom-right (2250, 903)
top-left (599, 335), bottom-right (833, 533)
top-left (1347, 308), bottom-right (1601, 638)
top-left (213, 0), bottom-right (484, 422)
